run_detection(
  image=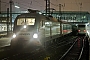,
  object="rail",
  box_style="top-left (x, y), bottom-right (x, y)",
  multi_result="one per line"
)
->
top-left (59, 37), bottom-right (79, 60)
top-left (59, 36), bottom-right (87, 60)
top-left (78, 36), bottom-right (85, 60)
top-left (78, 36), bottom-right (89, 60)
top-left (0, 32), bottom-right (77, 60)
